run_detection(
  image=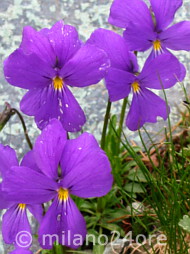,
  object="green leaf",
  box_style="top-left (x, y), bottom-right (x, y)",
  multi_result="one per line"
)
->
top-left (87, 229), bottom-right (99, 244)
top-left (93, 244), bottom-right (105, 254)
top-left (127, 169), bottom-right (148, 182)
top-left (122, 161), bottom-right (137, 173)
top-left (97, 197), bottom-right (107, 212)
top-left (106, 209), bottom-right (130, 220)
top-left (85, 215), bottom-right (100, 228)
top-left (124, 183), bottom-right (145, 193)
top-left (80, 201), bottom-right (95, 210)
top-left (100, 223), bottom-right (125, 237)
top-left (41, 249), bottom-right (52, 254)
top-left (179, 215), bottom-right (190, 233)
